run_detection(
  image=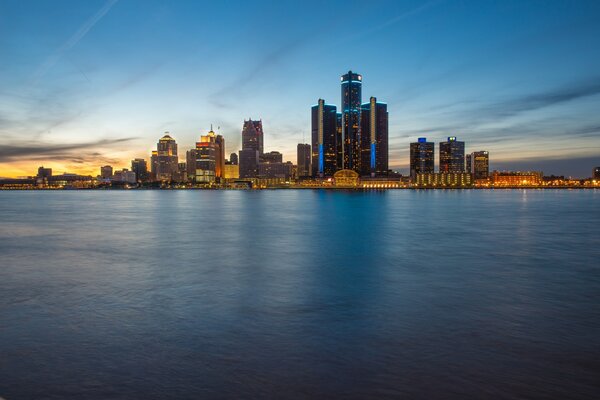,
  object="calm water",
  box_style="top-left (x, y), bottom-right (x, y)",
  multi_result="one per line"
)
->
top-left (0, 190), bottom-right (599, 399)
